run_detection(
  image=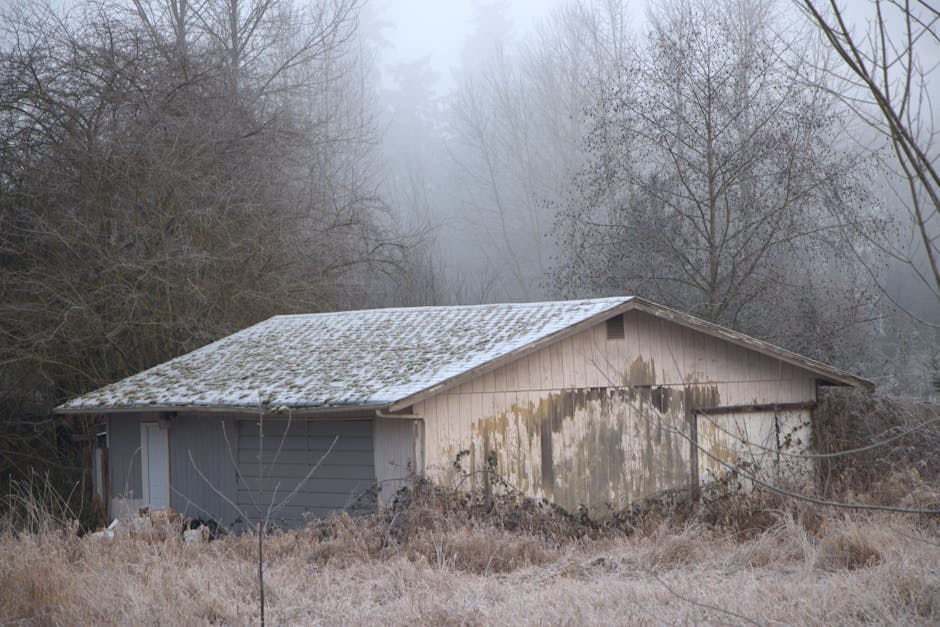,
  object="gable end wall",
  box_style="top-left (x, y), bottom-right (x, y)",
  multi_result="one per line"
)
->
top-left (414, 310), bottom-right (816, 514)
